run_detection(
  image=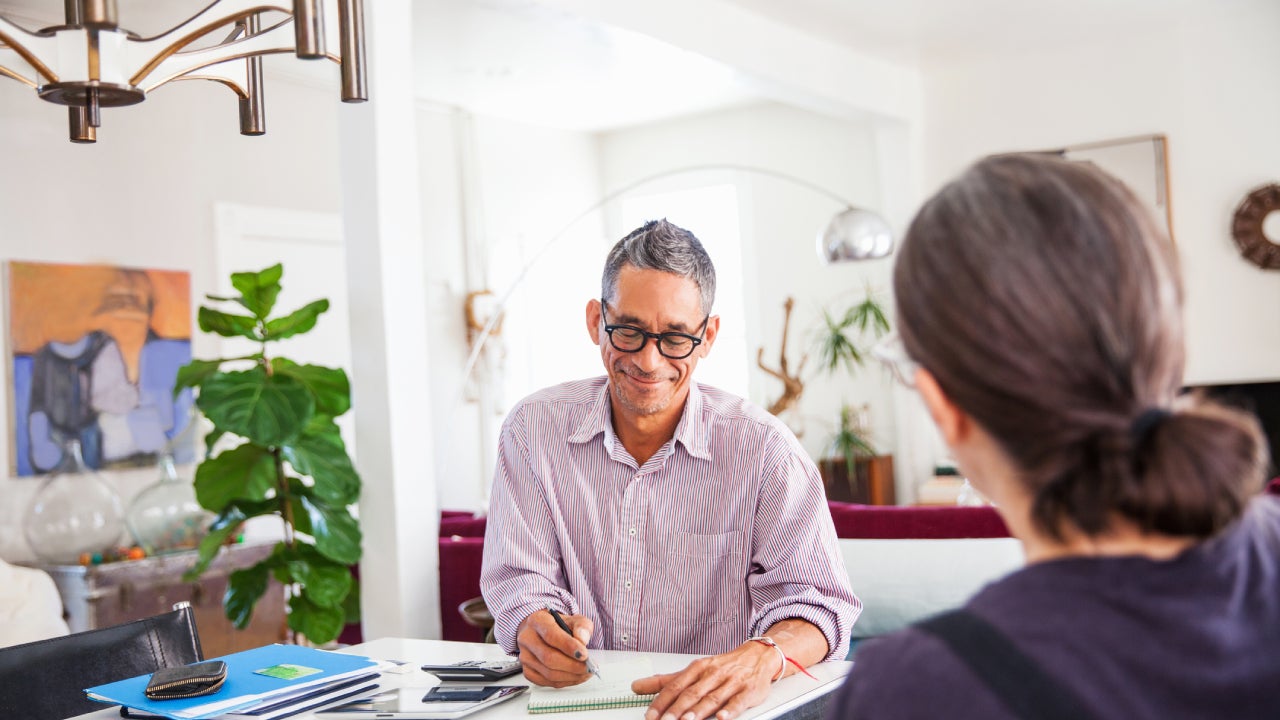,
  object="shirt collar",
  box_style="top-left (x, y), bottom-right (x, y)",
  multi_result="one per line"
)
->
top-left (568, 378), bottom-right (712, 462)
top-left (673, 382), bottom-right (712, 461)
top-left (568, 379), bottom-right (614, 446)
